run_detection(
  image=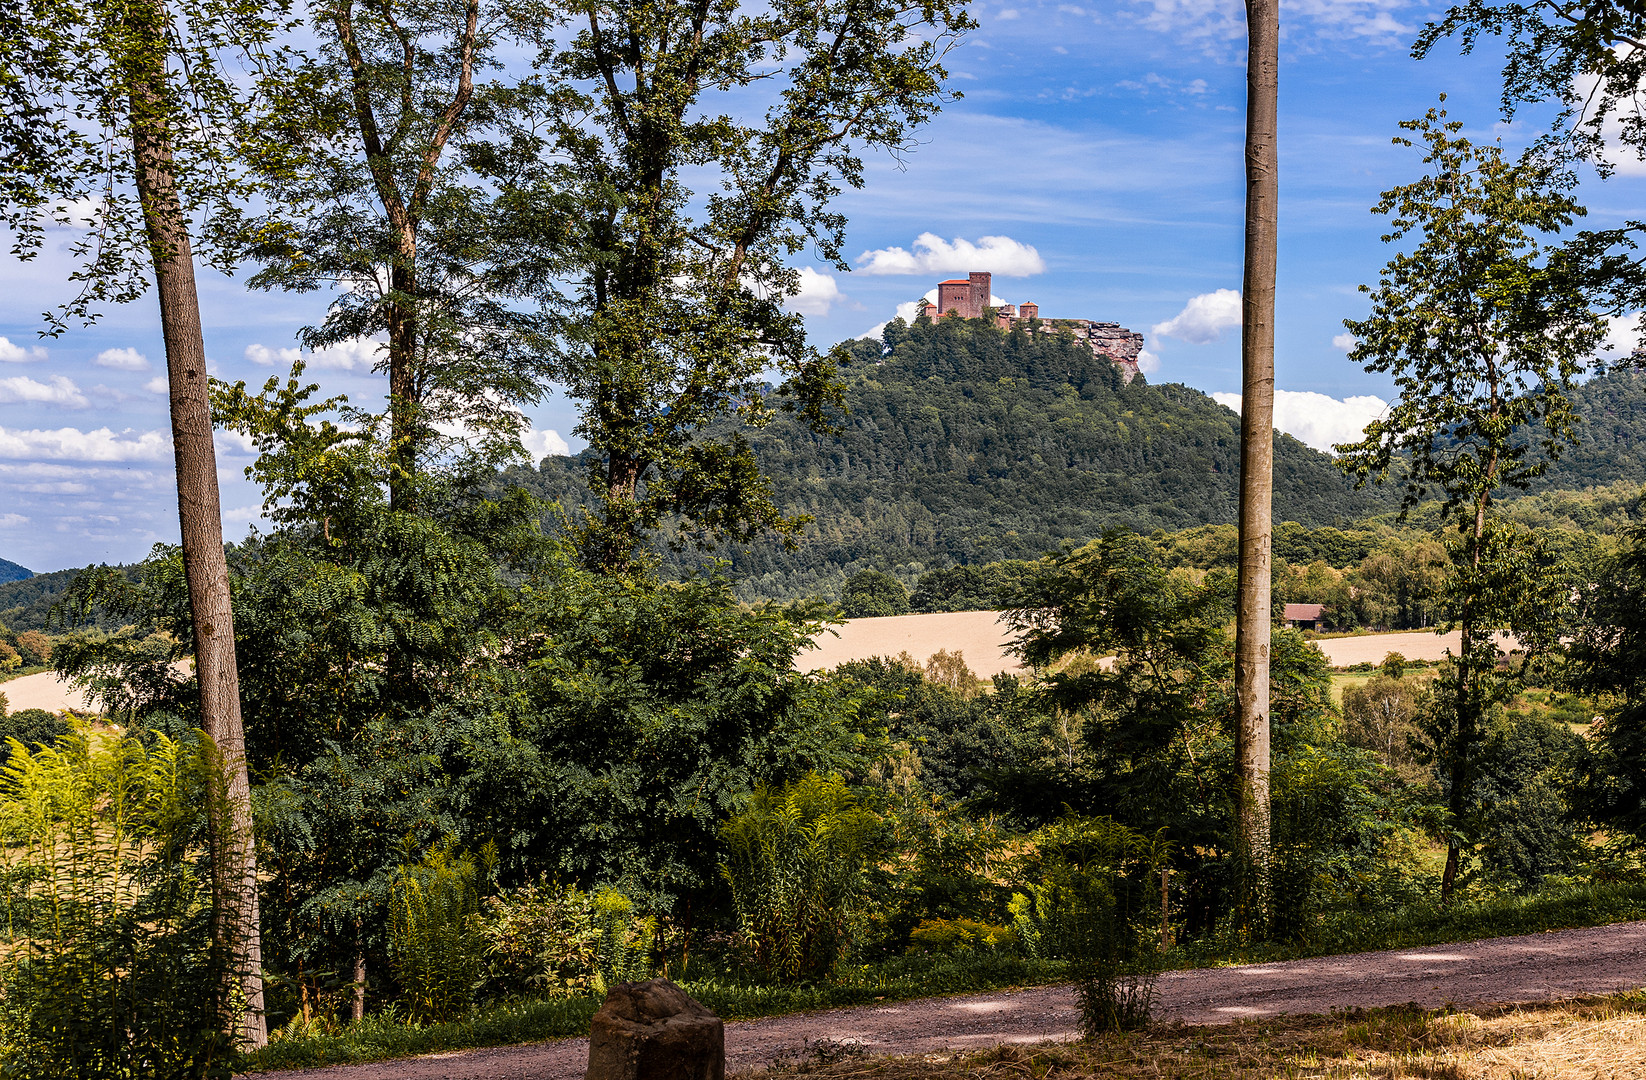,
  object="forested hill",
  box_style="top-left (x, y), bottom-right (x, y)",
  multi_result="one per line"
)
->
top-left (0, 558), bottom-right (29, 584)
top-left (1526, 368), bottom-right (1646, 493)
top-left (510, 315), bottom-right (1399, 599)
